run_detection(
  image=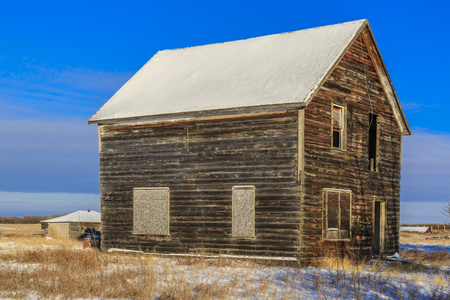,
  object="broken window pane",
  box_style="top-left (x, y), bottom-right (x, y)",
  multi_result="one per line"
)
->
top-left (340, 193), bottom-right (351, 231)
top-left (333, 106), bottom-right (343, 148)
top-left (368, 114), bottom-right (378, 171)
top-left (333, 107), bottom-right (342, 128)
top-left (327, 192), bottom-right (339, 229)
